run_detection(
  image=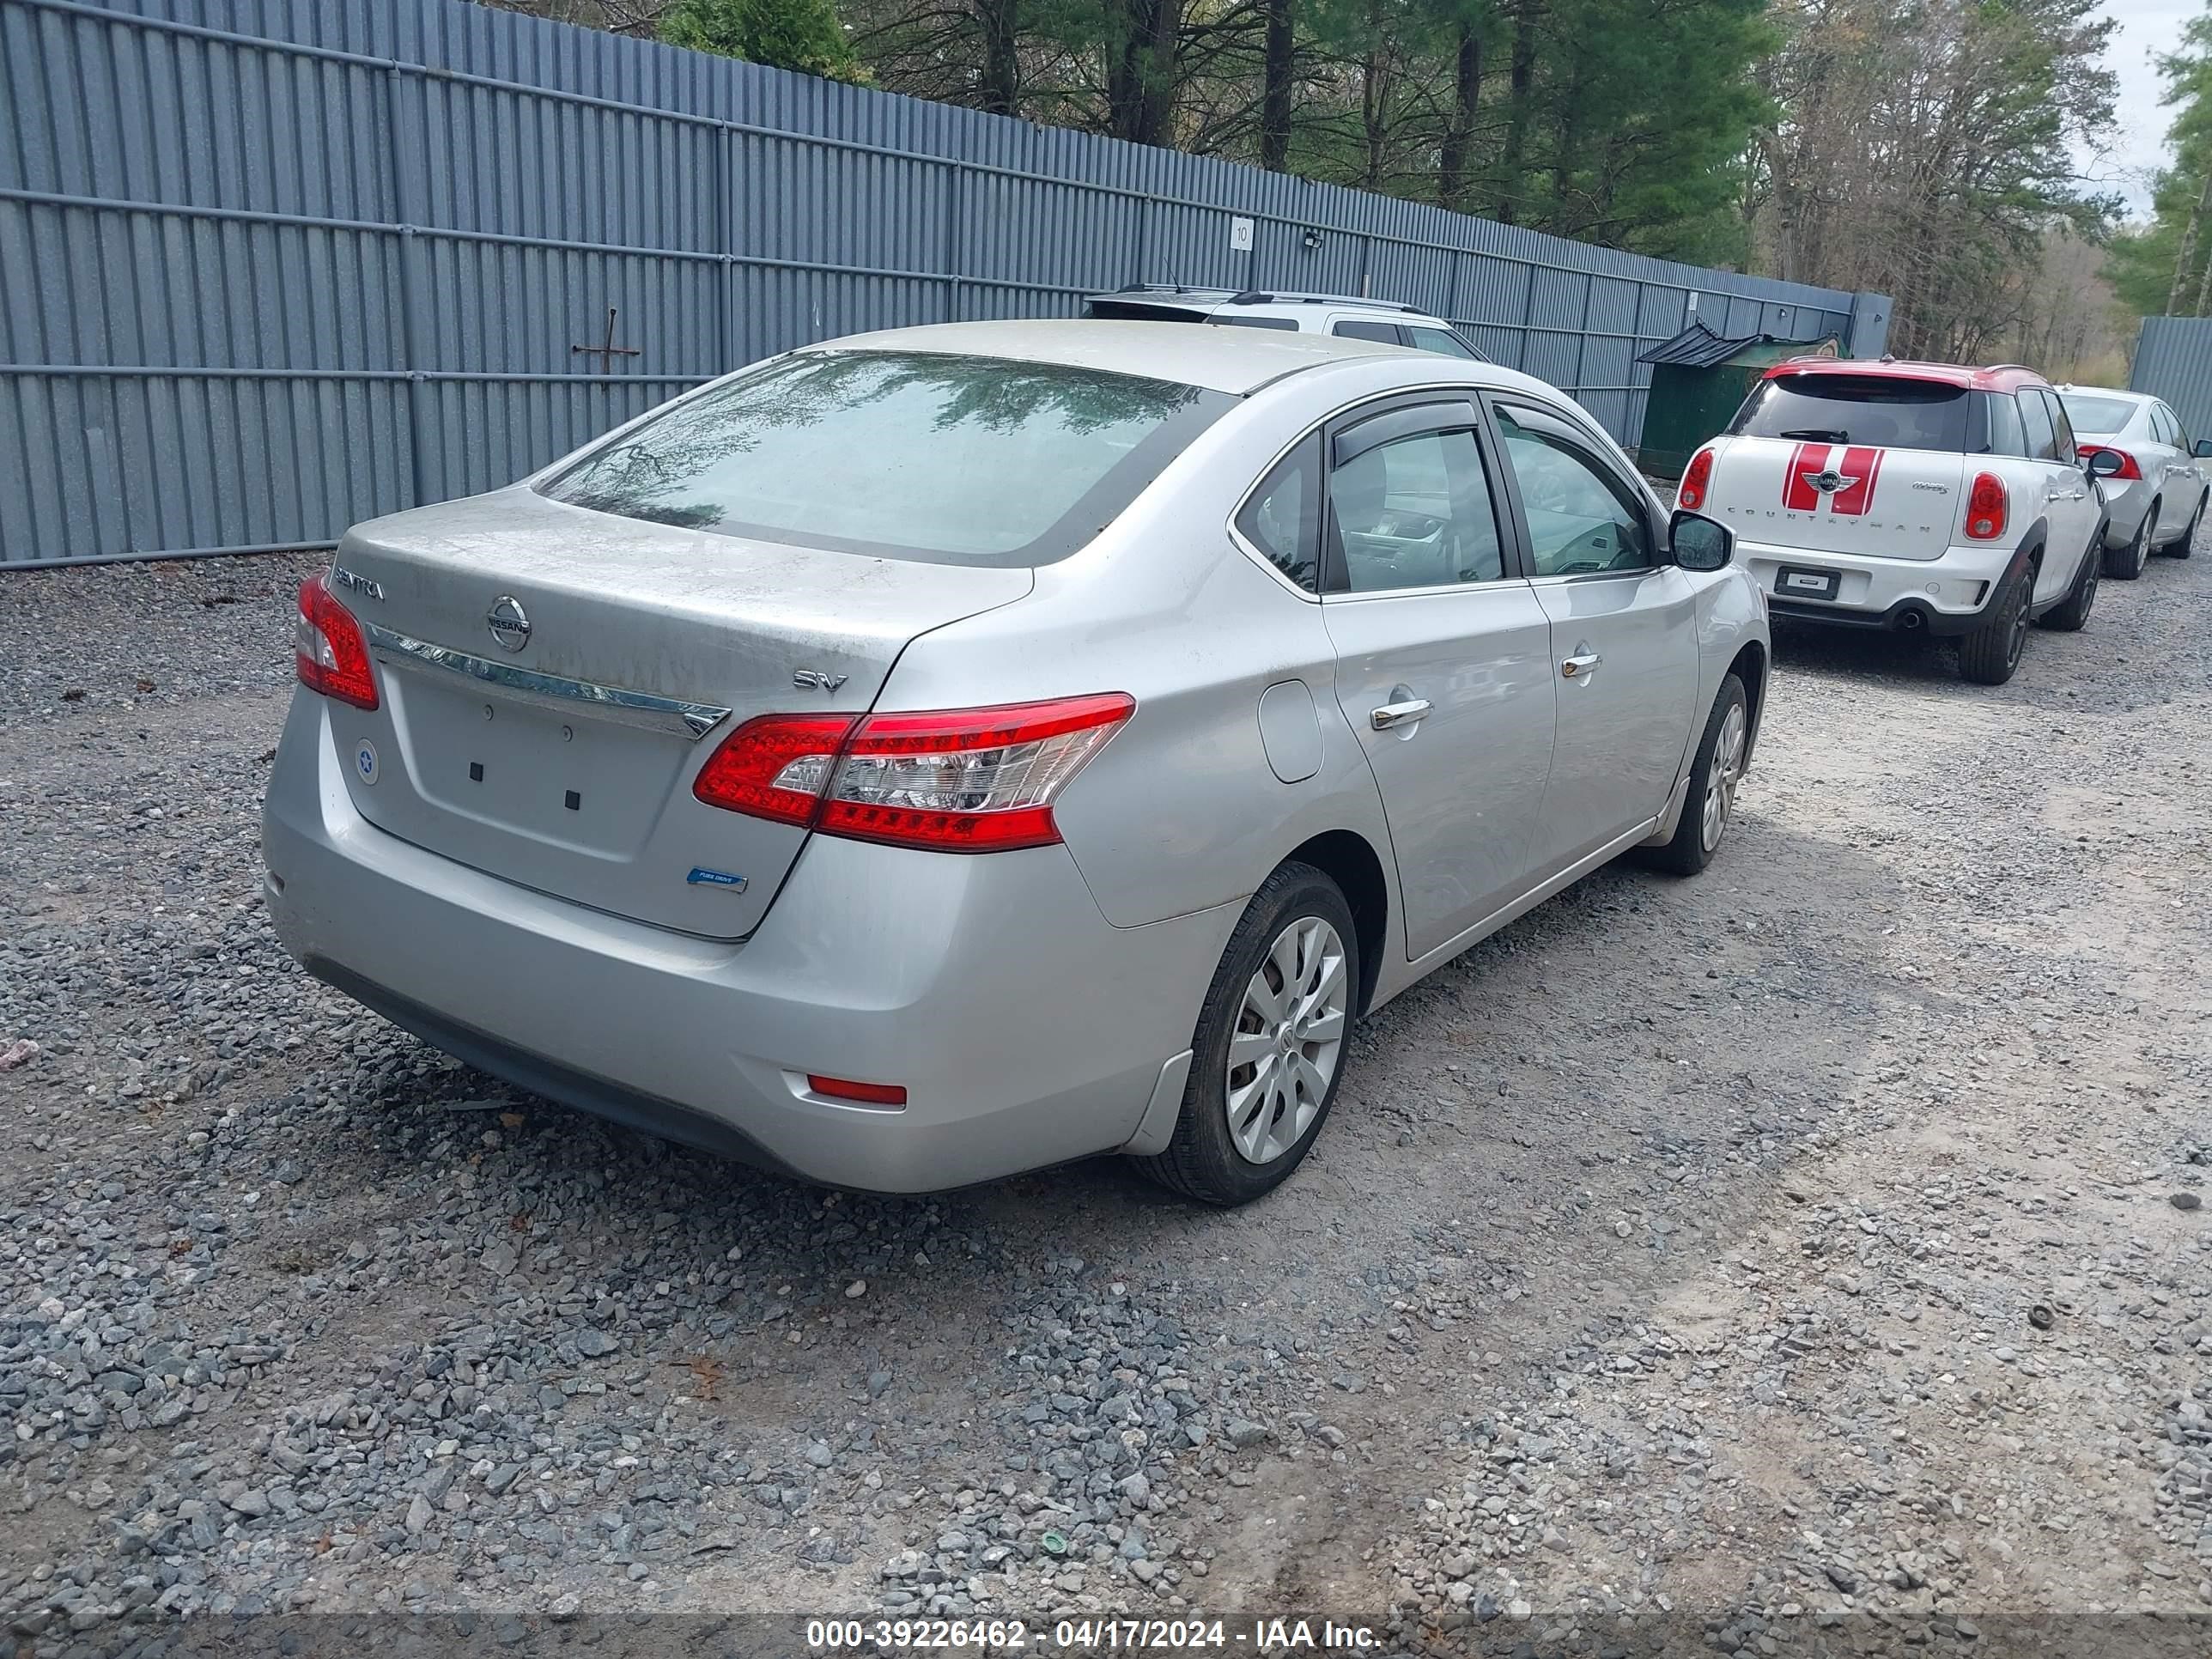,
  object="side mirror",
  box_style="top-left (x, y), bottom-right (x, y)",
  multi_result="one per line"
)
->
top-left (2194, 439), bottom-right (2212, 459)
top-left (1668, 509), bottom-right (1733, 572)
top-left (2085, 447), bottom-right (2125, 478)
